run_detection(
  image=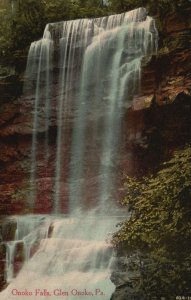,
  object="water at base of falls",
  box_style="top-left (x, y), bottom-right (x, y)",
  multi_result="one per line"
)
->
top-left (0, 7), bottom-right (158, 300)
top-left (1, 213), bottom-right (122, 300)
